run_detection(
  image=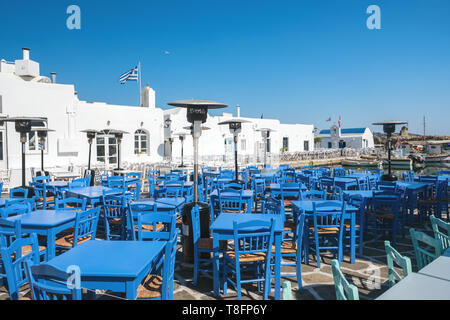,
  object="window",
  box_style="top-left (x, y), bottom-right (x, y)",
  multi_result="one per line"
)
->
top-left (96, 135), bottom-right (117, 164)
top-left (134, 129), bottom-right (148, 155)
top-left (304, 141), bottom-right (309, 151)
top-left (0, 132), bottom-right (3, 161)
top-left (328, 142), bottom-right (332, 149)
top-left (27, 130), bottom-right (47, 152)
top-left (0, 95), bottom-right (2, 114)
top-left (241, 139), bottom-right (246, 151)
top-left (282, 137), bottom-right (289, 151)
